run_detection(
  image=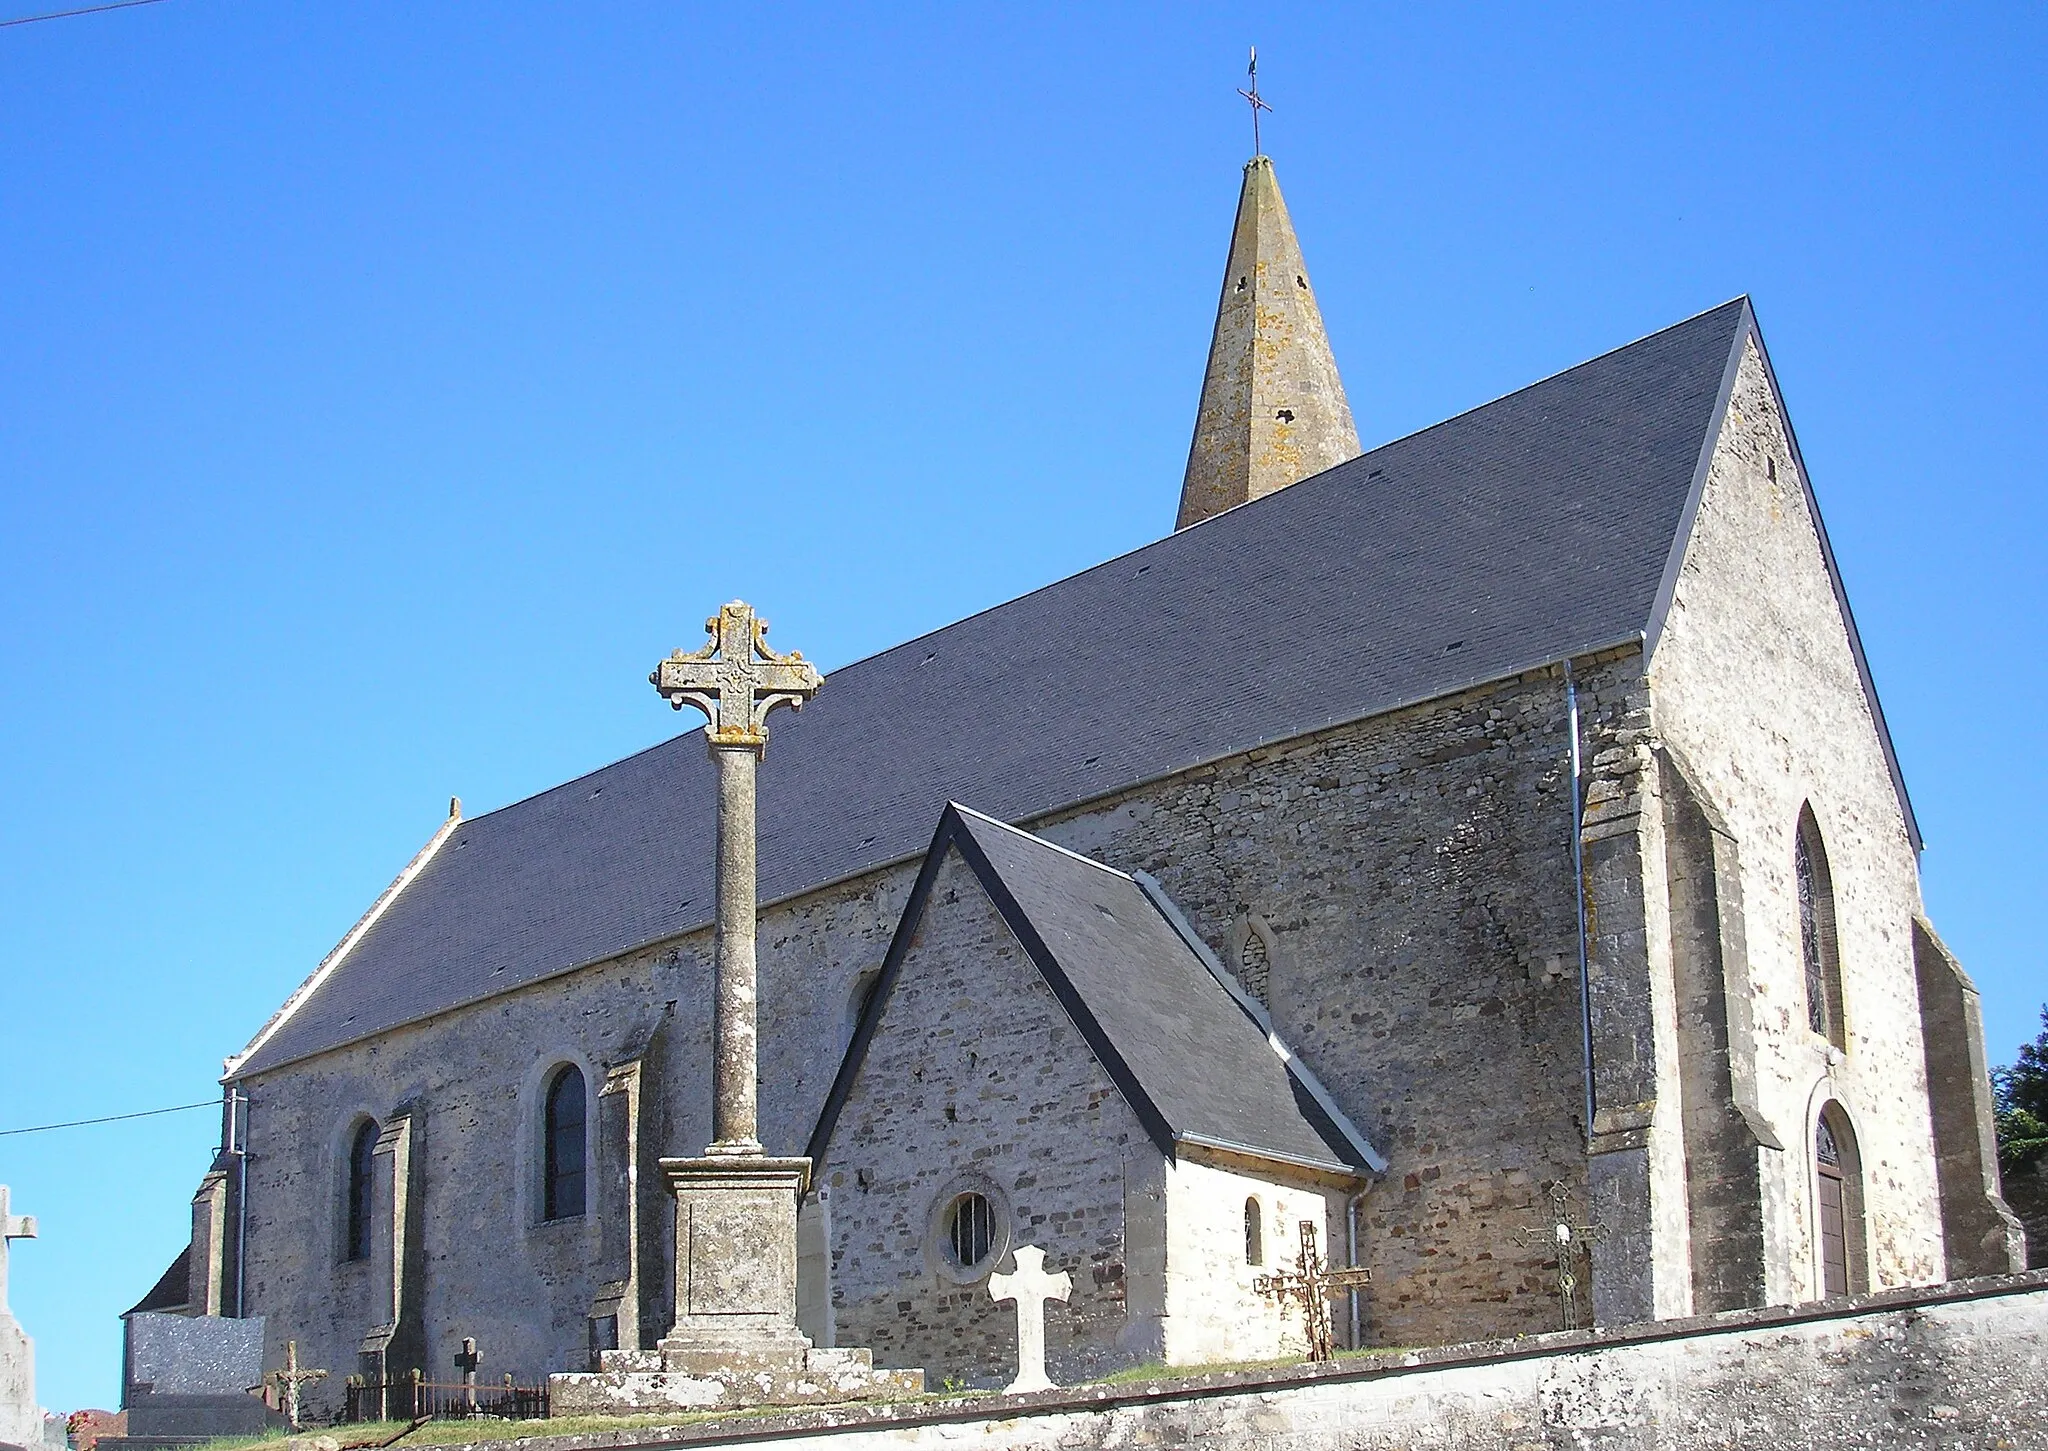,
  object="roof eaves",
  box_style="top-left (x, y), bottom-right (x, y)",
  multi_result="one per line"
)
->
top-left (1173, 1131), bottom-right (1358, 1180)
top-left (1133, 870), bottom-right (1386, 1175)
top-left (237, 636), bottom-right (1655, 1081)
top-left (227, 801), bottom-right (465, 1080)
